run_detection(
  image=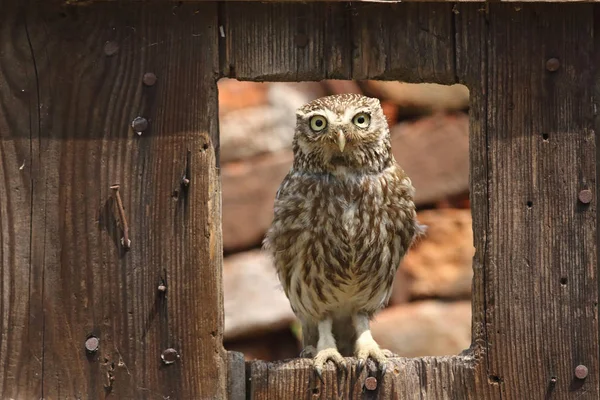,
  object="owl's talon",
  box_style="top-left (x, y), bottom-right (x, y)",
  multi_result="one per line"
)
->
top-left (355, 335), bottom-right (389, 374)
top-left (315, 366), bottom-right (324, 384)
top-left (357, 359), bottom-right (365, 374)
